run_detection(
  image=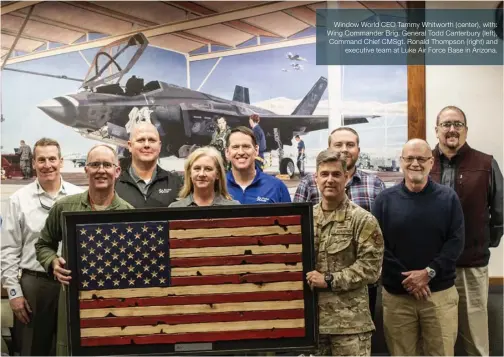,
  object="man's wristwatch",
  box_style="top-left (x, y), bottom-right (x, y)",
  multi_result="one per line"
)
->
top-left (426, 266), bottom-right (436, 280)
top-left (324, 271), bottom-right (334, 289)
